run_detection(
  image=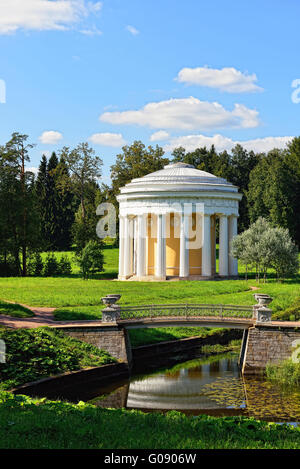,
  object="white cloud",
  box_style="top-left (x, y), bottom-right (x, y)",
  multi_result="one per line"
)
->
top-left (39, 131), bottom-right (63, 144)
top-left (149, 130), bottom-right (170, 142)
top-left (0, 0), bottom-right (102, 35)
top-left (126, 25), bottom-right (139, 35)
top-left (163, 134), bottom-right (293, 154)
top-left (79, 25), bottom-right (102, 36)
top-left (26, 166), bottom-right (39, 175)
top-left (100, 97), bottom-right (260, 131)
top-left (88, 1), bottom-right (103, 12)
top-left (176, 66), bottom-right (263, 93)
top-left (89, 132), bottom-right (126, 147)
